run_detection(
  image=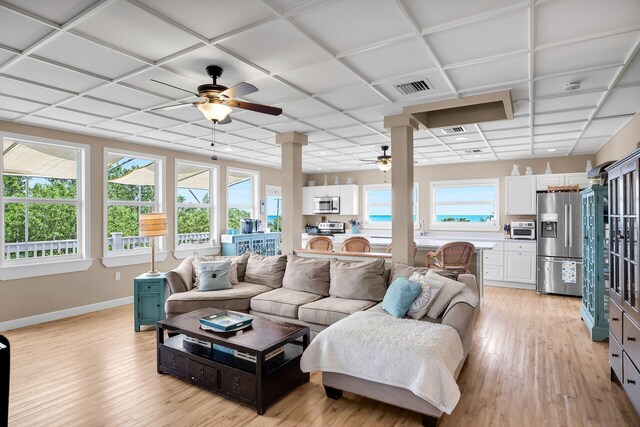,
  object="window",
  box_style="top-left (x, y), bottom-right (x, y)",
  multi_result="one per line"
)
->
top-left (227, 168), bottom-right (258, 231)
top-left (266, 186), bottom-right (282, 233)
top-left (0, 133), bottom-right (91, 279)
top-left (363, 183), bottom-right (419, 229)
top-left (430, 178), bottom-right (499, 230)
top-left (104, 149), bottom-right (165, 264)
top-left (176, 160), bottom-right (217, 250)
